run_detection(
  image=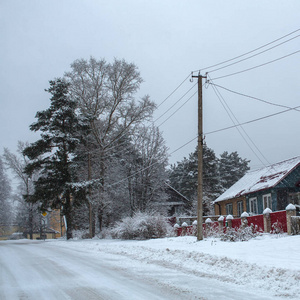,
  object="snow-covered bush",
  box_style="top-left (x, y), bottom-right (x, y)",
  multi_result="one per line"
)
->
top-left (271, 221), bottom-right (284, 234)
top-left (220, 225), bottom-right (260, 242)
top-left (71, 229), bottom-right (90, 240)
top-left (111, 212), bottom-right (172, 240)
